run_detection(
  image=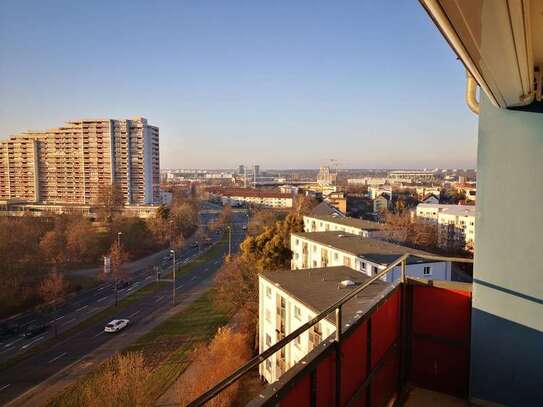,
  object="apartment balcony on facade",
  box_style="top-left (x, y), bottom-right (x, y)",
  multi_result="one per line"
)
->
top-left (0, 117), bottom-right (160, 211)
